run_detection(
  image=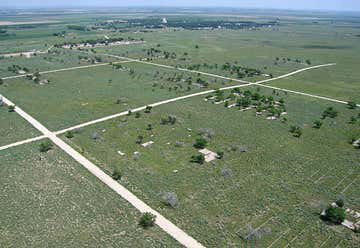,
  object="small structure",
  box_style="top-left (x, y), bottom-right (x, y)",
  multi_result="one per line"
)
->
top-left (162, 18), bottom-right (168, 24)
top-left (199, 148), bottom-right (218, 163)
top-left (141, 141), bottom-right (154, 147)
